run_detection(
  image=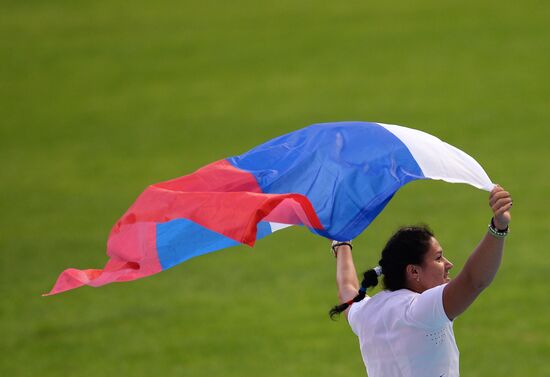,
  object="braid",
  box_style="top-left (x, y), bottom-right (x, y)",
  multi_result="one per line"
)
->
top-left (329, 268), bottom-right (380, 320)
